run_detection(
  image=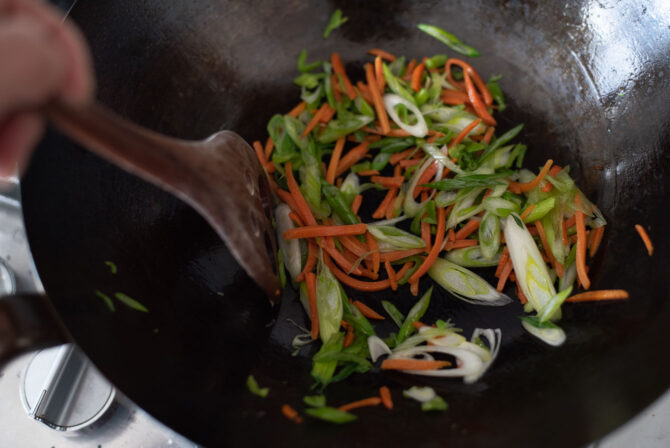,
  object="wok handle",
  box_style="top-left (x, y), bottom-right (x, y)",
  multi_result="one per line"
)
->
top-left (0, 294), bottom-right (71, 365)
